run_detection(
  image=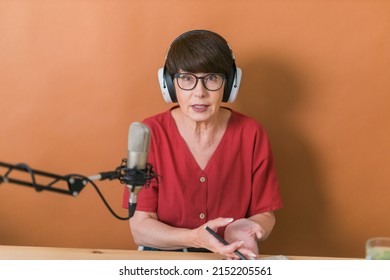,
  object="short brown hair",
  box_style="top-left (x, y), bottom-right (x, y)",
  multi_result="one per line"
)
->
top-left (165, 30), bottom-right (234, 78)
